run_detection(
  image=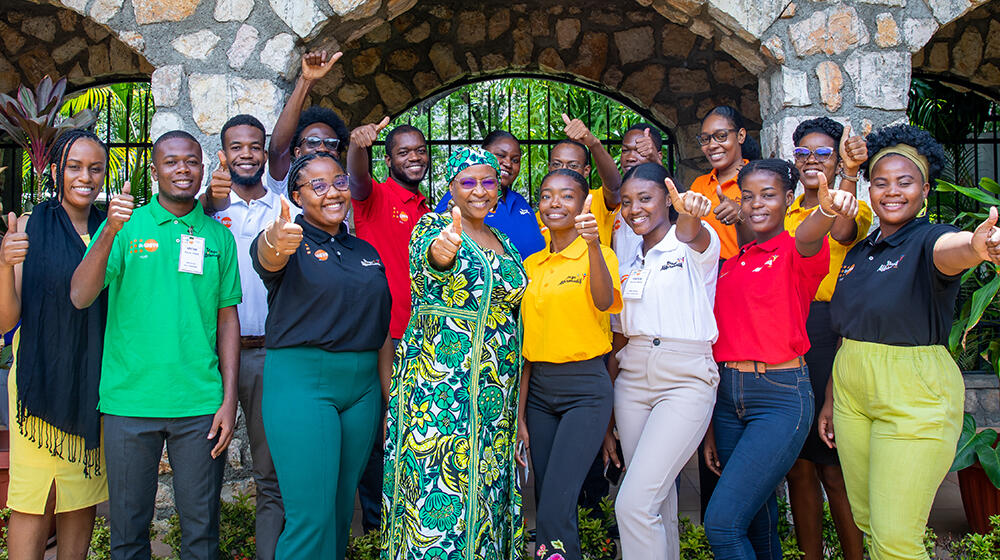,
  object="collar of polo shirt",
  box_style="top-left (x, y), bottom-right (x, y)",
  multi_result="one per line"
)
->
top-left (866, 215), bottom-right (929, 248)
top-left (148, 194), bottom-right (207, 233)
top-left (296, 214), bottom-right (355, 248)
